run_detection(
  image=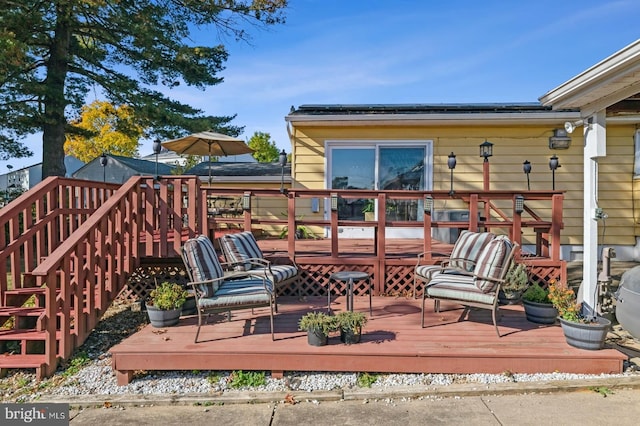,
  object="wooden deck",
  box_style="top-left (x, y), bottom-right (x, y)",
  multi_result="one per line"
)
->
top-left (110, 296), bottom-right (627, 385)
